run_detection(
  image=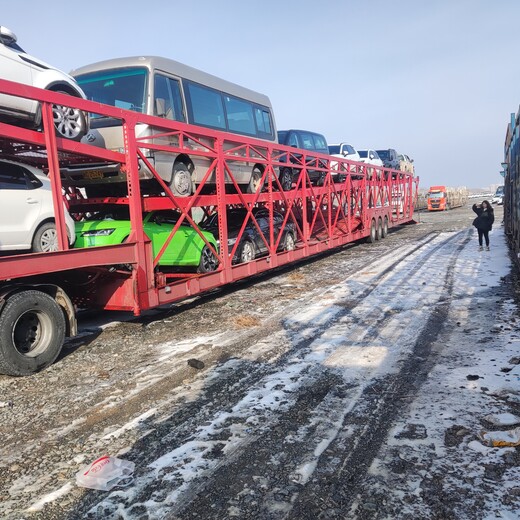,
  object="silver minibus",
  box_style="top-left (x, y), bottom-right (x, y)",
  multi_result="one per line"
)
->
top-left (63, 56), bottom-right (277, 197)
